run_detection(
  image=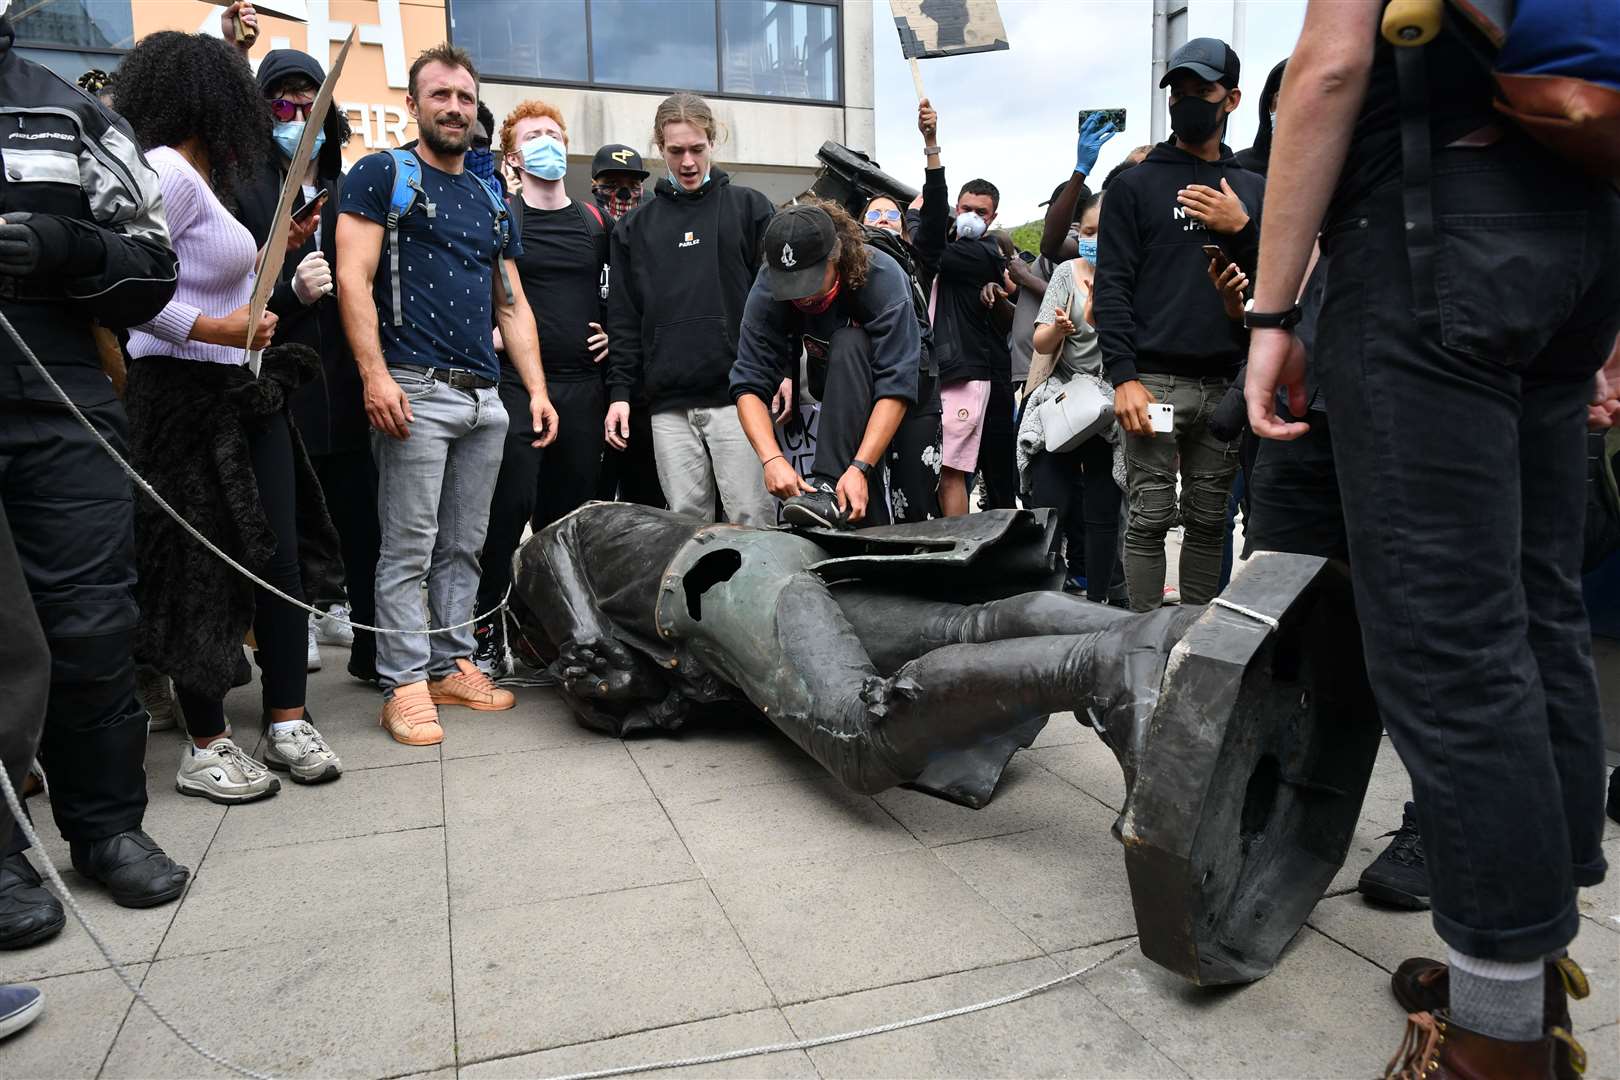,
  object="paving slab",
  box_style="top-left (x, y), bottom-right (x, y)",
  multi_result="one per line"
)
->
top-left (0, 964), bottom-right (142, 1078)
top-left (1077, 927), bottom-right (1403, 1078)
top-left (461, 1007), bottom-right (817, 1079)
top-left (450, 878), bottom-right (773, 1062)
top-left (784, 953), bottom-right (1183, 1079)
top-left (5, 866), bottom-right (177, 982)
top-left (298, 669), bottom-right (443, 772)
top-left (161, 826), bottom-right (448, 959)
top-left (1579, 837), bottom-right (1620, 935)
top-left (103, 915), bottom-right (454, 1079)
top-left (447, 796), bottom-right (698, 914)
top-left (1026, 738), bottom-right (1127, 813)
top-left (208, 759), bottom-right (443, 854)
top-left (661, 776), bottom-right (919, 878)
top-left (933, 798), bottom-right (1136, 954)
top-left (624, 723), bottom-right (826, 804)
top-left (443, 742), bottom-right (650, 825)
top-left (876, 756), bottom-right (1100, 848)
top-left (440, 688), bottom-right (603, 759)
top-left (709, 848), bottom-right (1042, 1005)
